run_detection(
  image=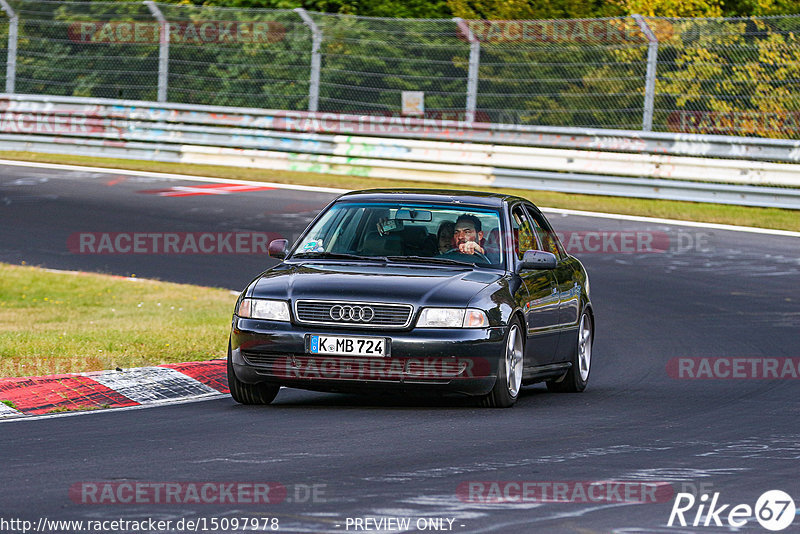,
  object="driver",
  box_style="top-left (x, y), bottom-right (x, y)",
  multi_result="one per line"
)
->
top-left (453, 214), bottom-right (484, 255)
